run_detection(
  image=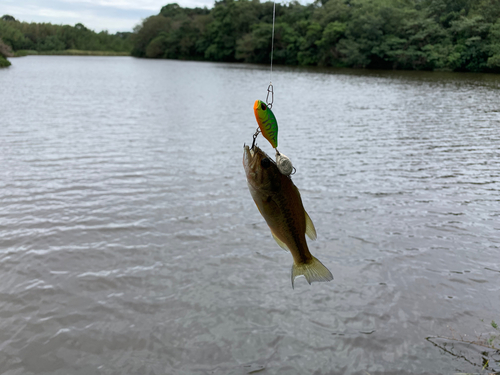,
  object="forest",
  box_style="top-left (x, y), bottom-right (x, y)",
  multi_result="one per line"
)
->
top-left (0, 14), bottom-right (132, 59)
top-left (3, 0), bottom-right (500, 72)
top-left (132, 0), bottom-right (500, 72)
